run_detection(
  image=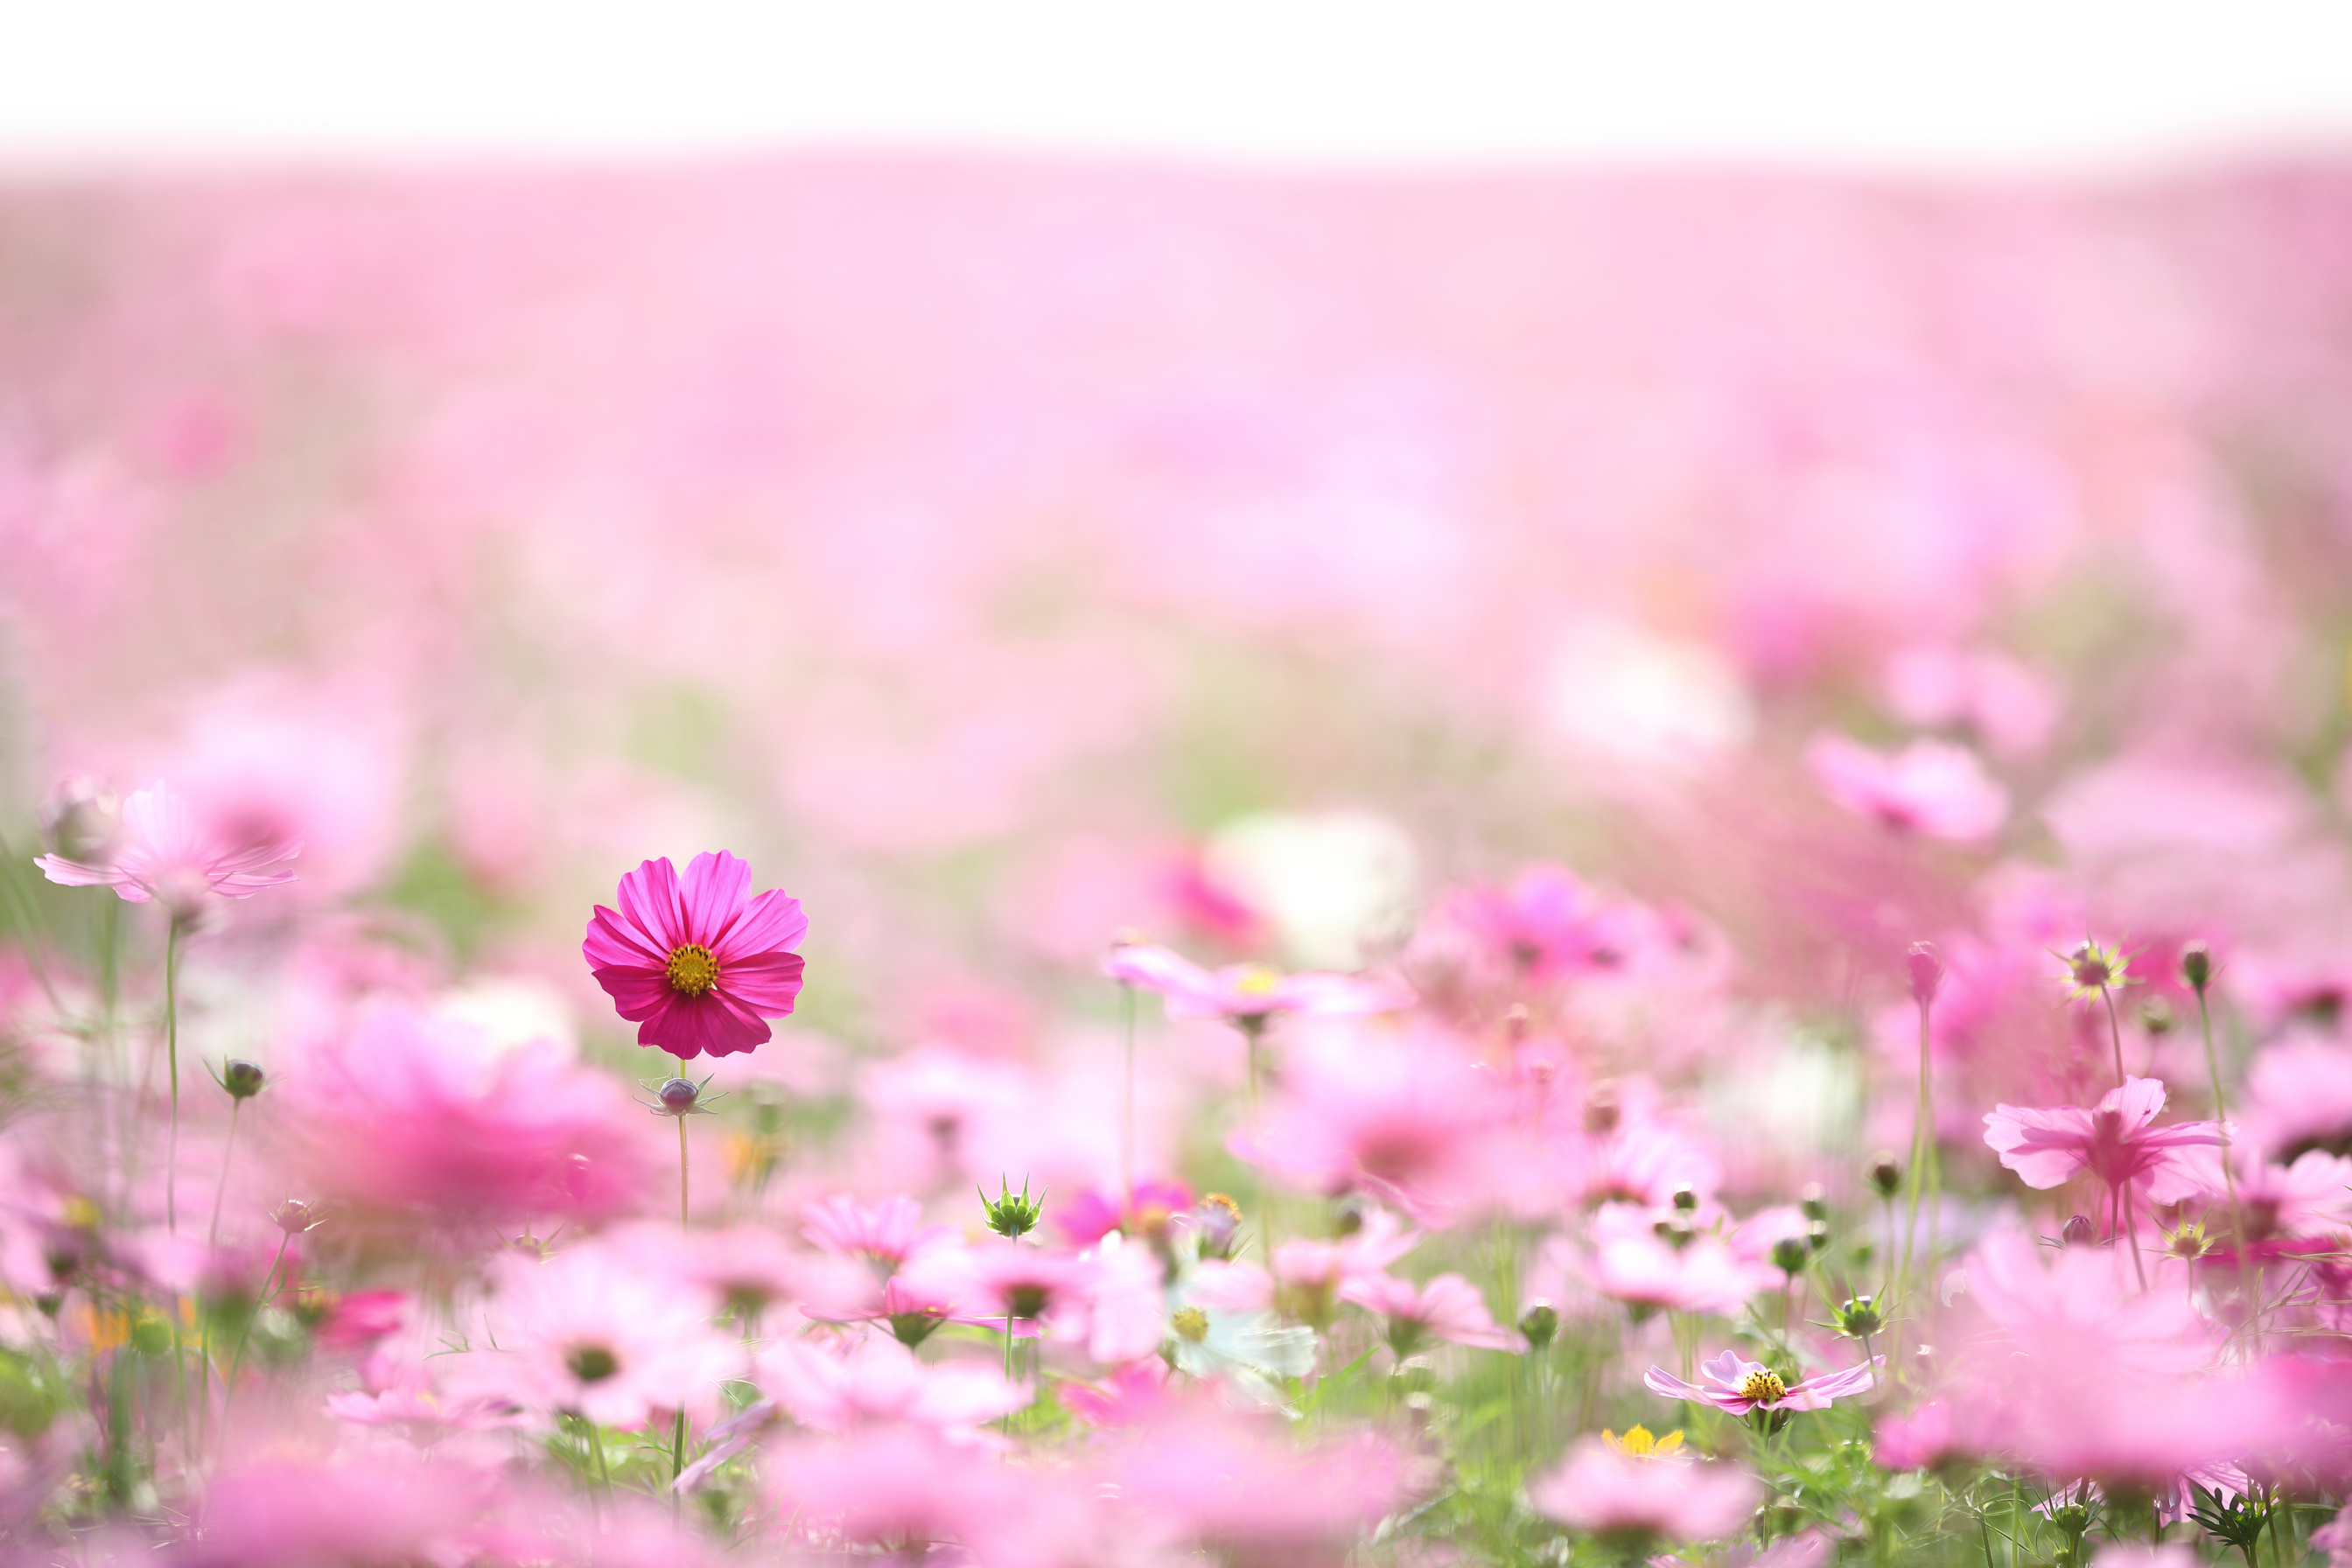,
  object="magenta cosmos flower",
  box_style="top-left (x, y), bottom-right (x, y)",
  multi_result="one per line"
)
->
top-left (1645, 1349), bottom-right (1881, 1415)
top-left (1981, 1076), bottom-right (2225, 1204)
top-left (584, 851), bottom-right (807, 1060)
